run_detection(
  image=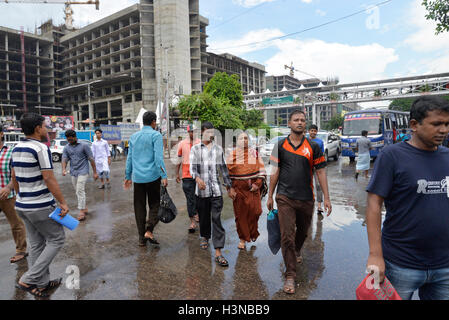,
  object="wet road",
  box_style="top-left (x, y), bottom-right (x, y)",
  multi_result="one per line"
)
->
top-left (0, 155), bottom-right (377, 300)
